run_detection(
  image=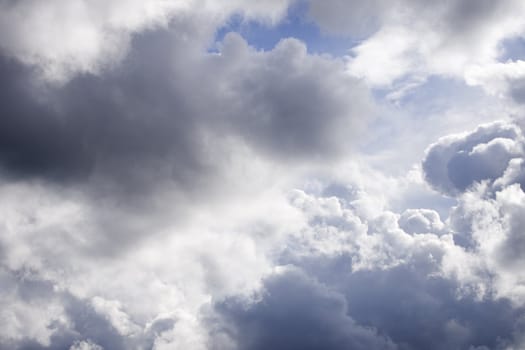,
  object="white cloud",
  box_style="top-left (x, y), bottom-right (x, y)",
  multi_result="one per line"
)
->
top-left (465, 60), bottom-right (525, 104)
top-left (69, 340), bottom-right (103, 350)
top-left (308, 0), bottom-right (525, 87)
top-left (0, 0), bottom-right (293, 82)
top-left (2, 1), bottom-right (525, 349)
